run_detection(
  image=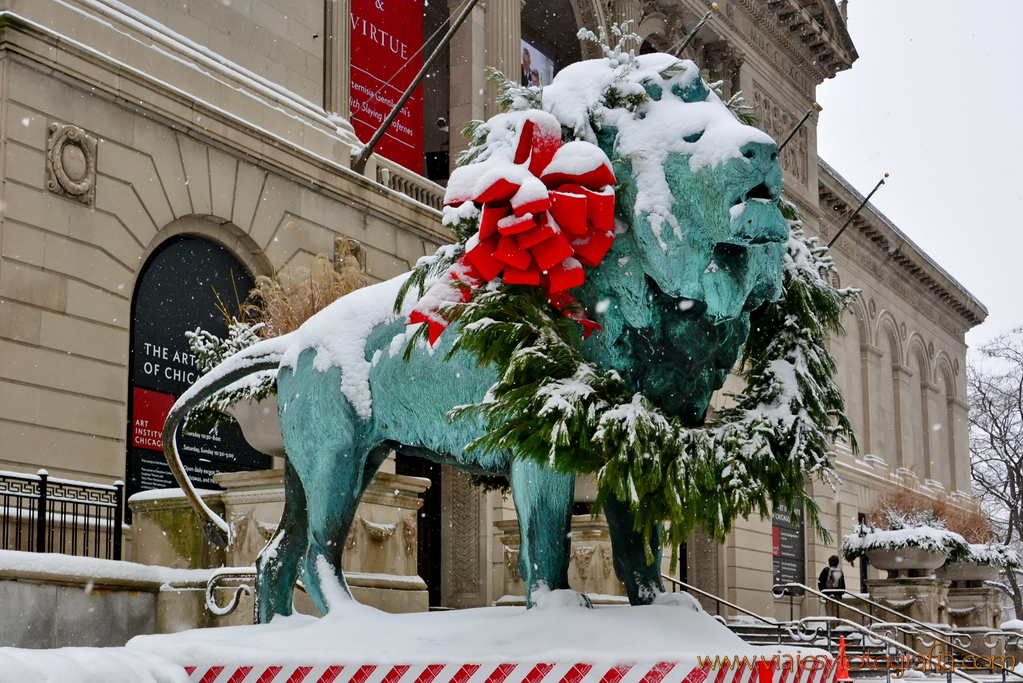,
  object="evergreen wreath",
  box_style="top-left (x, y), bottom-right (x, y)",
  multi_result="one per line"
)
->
top-left (398, 47), bottom-right (857, 564)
